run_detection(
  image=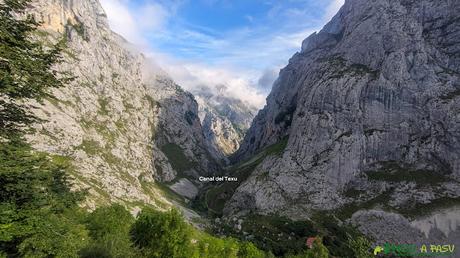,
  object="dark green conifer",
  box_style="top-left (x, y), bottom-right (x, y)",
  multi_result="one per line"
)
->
top-left (0, 1), bottom-right (84, 256)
